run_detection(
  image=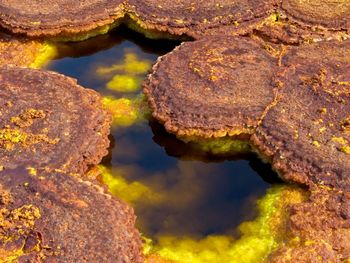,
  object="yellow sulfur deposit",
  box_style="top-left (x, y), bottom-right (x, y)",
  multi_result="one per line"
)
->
top-left (188, 137), bottom-right (251, 156)
top-left (97, 53), bottom-right (151, 75)
top-left (97, 52), bottom-right (151, 93)
top-left (52, 20), bottom-right (123, 42)
top-left (0, 204), bottom-right (41, 262)
top-left (99, 166), bottom-right (163, 204)
top-left (145, 185), bottom-right (306, 263)
top-left (29, 42), bottom-right (57, 69)
top-left (0, 36), bottom-right (57, 69)
top-left (125, 14), bottom-right (187, 40)
top-left (107, 75), bottom-right (141, 92)
top-left (0, 127), bottom-right (59, 151)
top-left (99, 158), bottom-right (306, 263)
top-left (102, 96), bottom-right (149, 127)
